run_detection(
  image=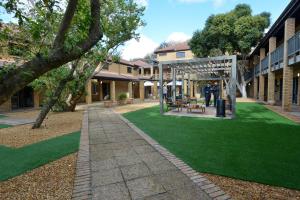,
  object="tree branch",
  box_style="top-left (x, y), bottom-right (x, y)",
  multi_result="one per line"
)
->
top-left (53, 0), bottom-right (78, 49)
